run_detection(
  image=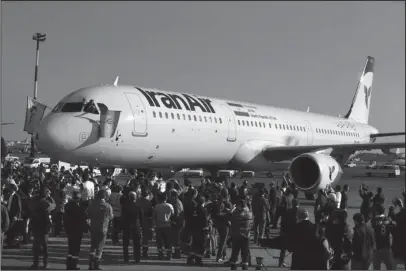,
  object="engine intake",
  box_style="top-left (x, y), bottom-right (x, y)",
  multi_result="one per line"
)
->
top-left (289, 153), bottom-right (343, 193)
